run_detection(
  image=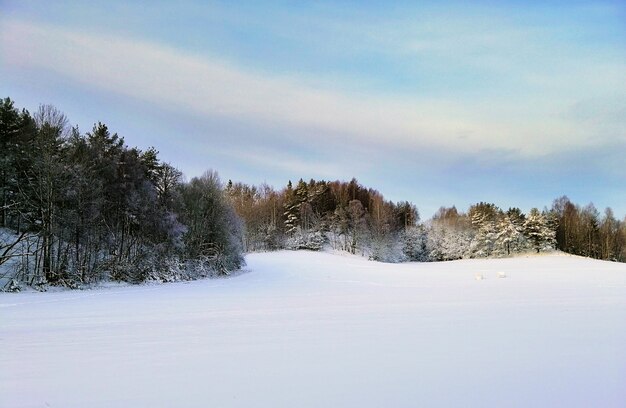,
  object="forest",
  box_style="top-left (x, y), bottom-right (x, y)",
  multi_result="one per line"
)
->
top-left (225, 180), bottom-right (625, 263)
top-left (1, 97), bottom-right (625, 290)
top-left (0, 98), bottom-right (243, 289)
